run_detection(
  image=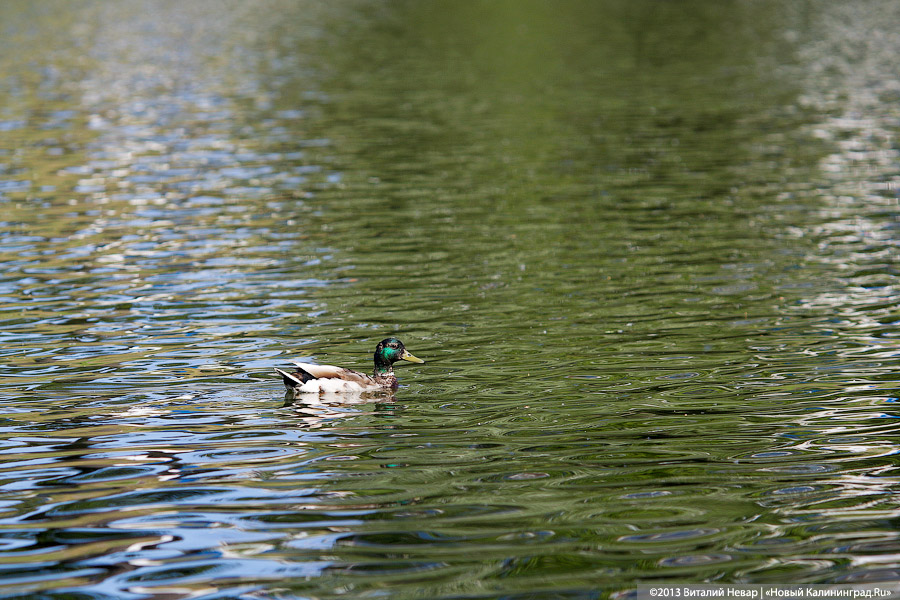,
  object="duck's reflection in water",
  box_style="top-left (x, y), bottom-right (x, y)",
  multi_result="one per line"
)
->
top-left (283, 392), bottom-right (401, 428)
